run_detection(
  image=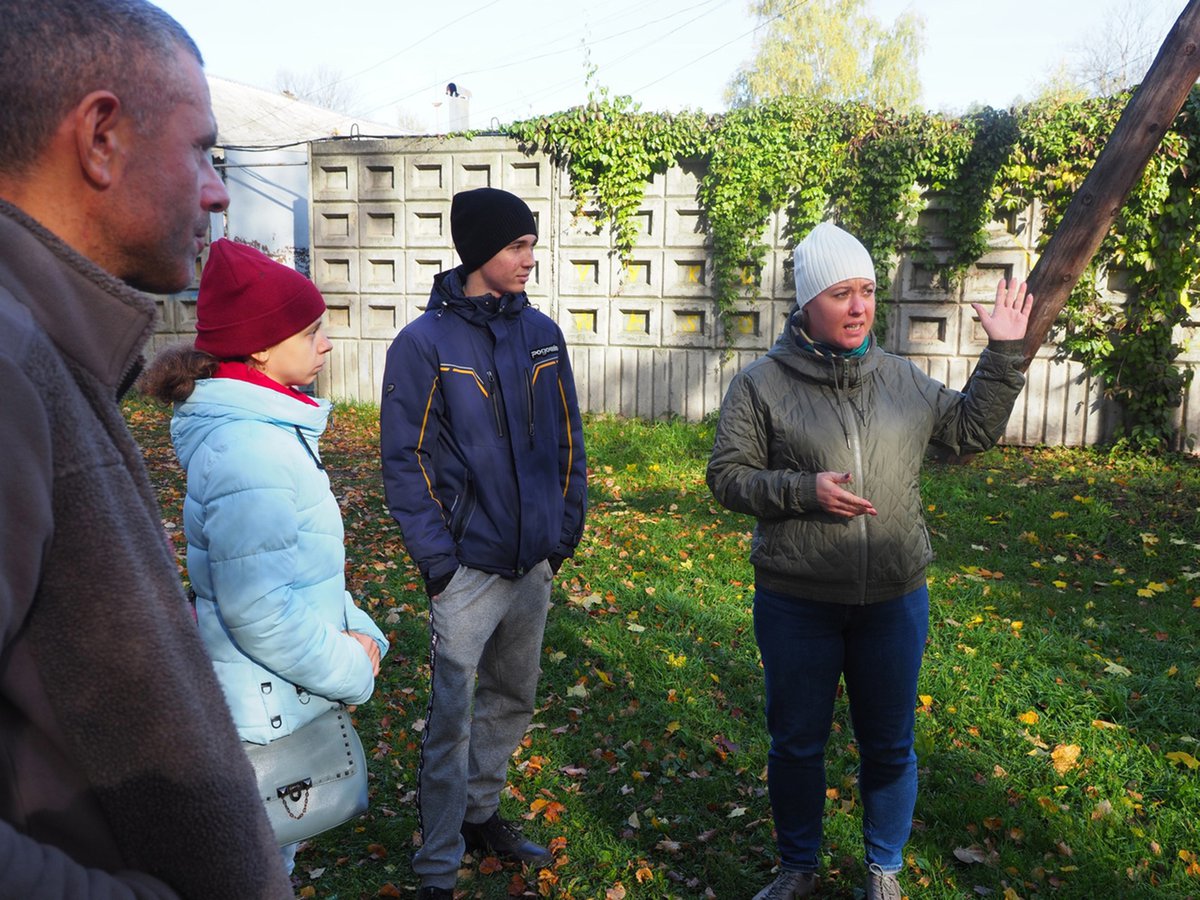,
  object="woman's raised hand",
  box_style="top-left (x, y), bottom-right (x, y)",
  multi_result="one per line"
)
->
top-left (972, 278), bottom-right (1033, 342)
